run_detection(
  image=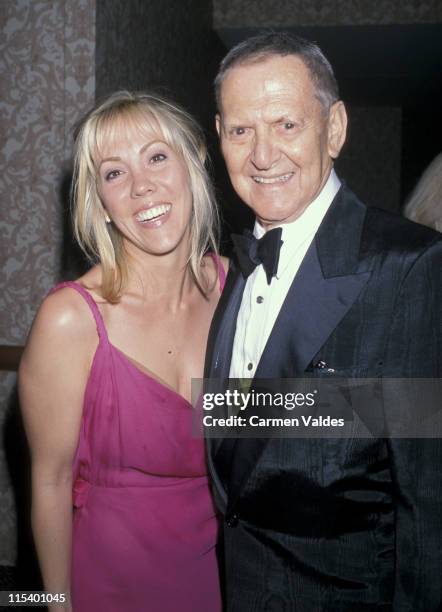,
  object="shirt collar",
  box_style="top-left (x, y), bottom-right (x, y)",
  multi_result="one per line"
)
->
top-left (253, 169), bottom-right (341, 276)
